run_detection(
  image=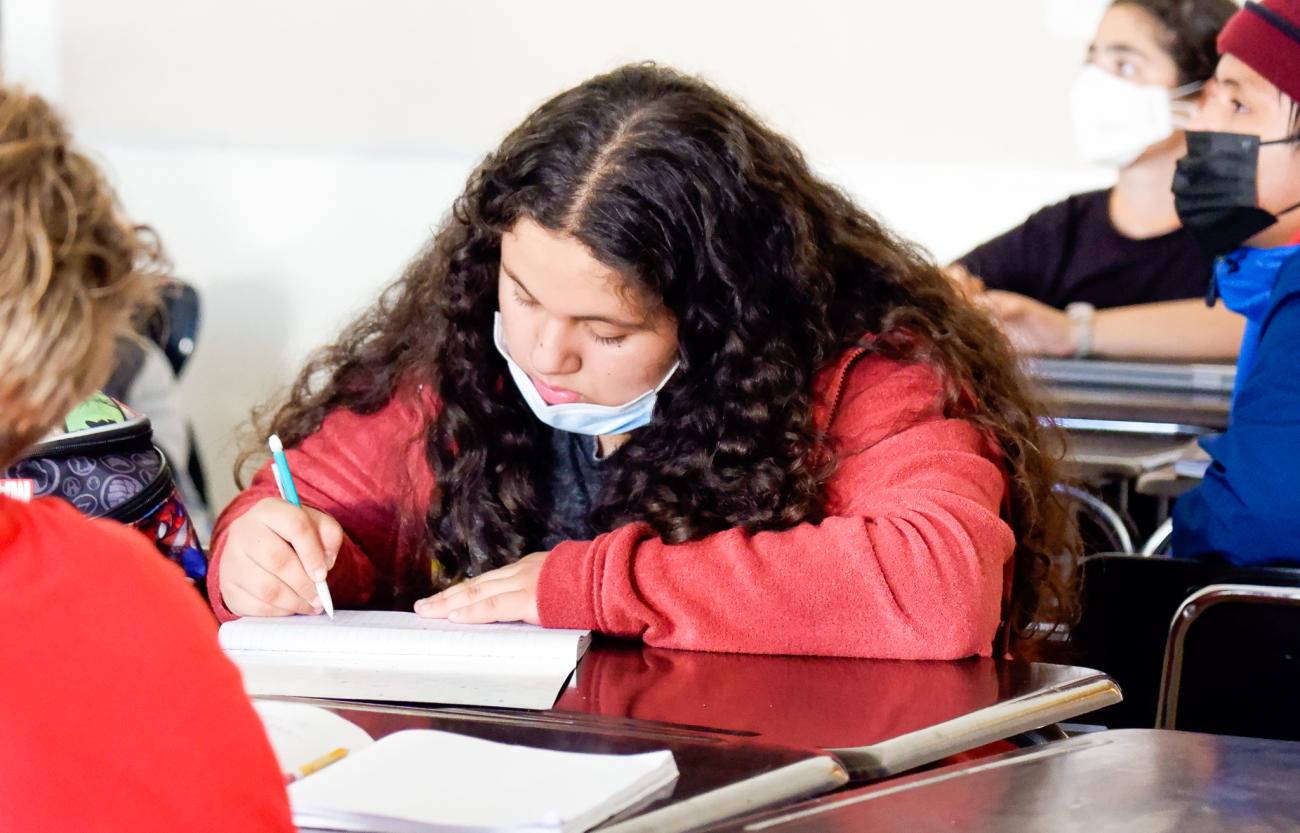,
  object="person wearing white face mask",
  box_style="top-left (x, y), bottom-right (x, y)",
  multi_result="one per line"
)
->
top-left (950, 0), bottom-right (1245, 360)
